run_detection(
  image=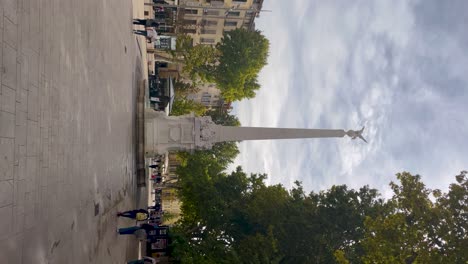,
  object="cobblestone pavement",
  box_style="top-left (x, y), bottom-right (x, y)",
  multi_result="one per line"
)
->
top-left (0, 0), bottom-right (145, 263)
